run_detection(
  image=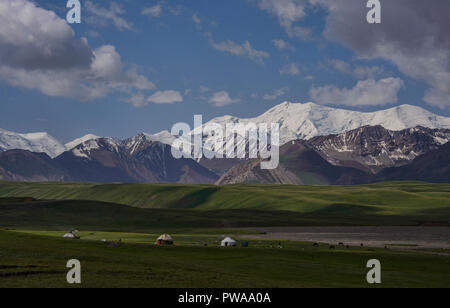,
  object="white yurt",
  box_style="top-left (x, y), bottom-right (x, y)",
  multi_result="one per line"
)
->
top-left (221, 237), bottom-right (237, 247)
top-left (63, 230), bottom-right (80, 239)
top-left (156, 234), bottom-right (174, 245)
top-left (63, 233), bottom-right (76, 239)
